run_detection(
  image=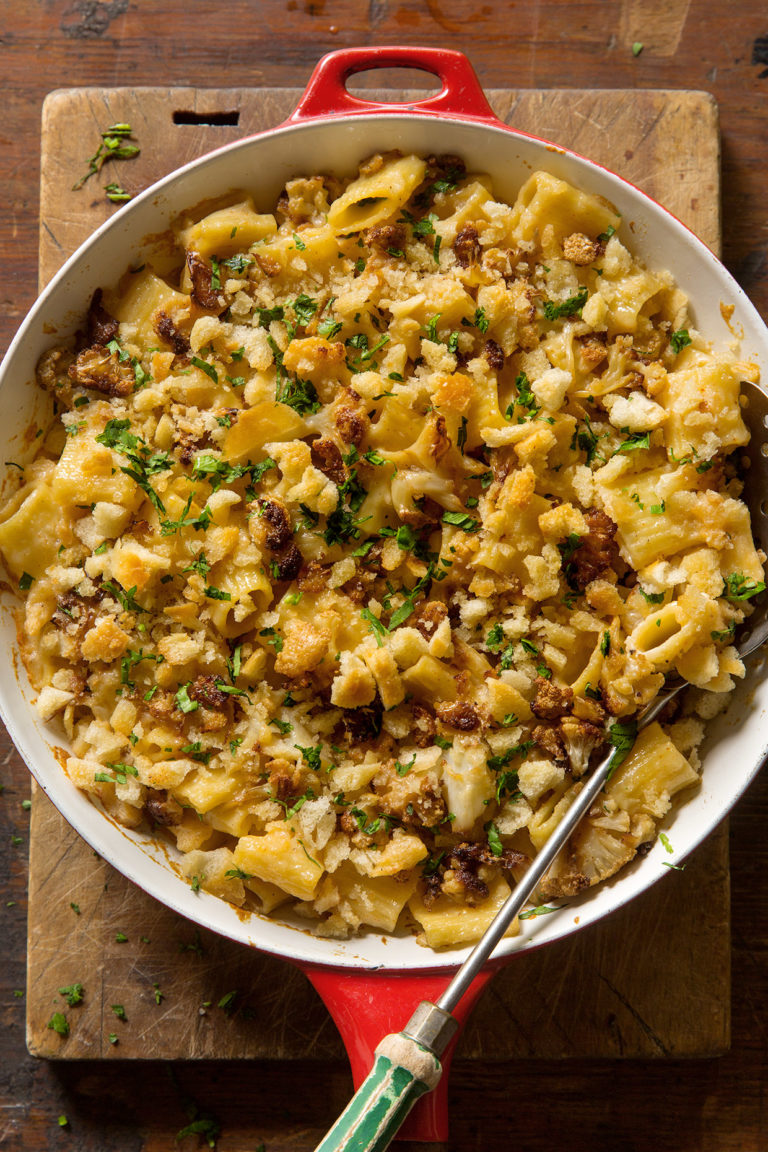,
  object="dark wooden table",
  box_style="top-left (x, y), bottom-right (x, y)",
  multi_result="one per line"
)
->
top-left (1, 3), bottom-right (767, 1150)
